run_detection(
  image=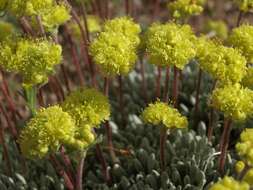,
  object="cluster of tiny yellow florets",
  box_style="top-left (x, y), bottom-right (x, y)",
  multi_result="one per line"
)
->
top-left (0, 21), bottom-right (15, 42)
top-left (145, 23), bottom-right (196, 70)
top-left (209, 176), bottom-right (249, 190)
top-left (19, 105), bottom-right (96, 158)
top-left (236, 128), bottom-right (253, 166)
top-left (0, 38), bottom-right (62, 87)
top-left (196, 37), bottom-right (247, 84)
top-left (168, 0), bottom-right (206, 19)
top-left (202, 20), bottom-right (228, 40)
top-left (4, 0), bottom-right (70, 32)
top-left (19, 106), bottom-right (76, 158)
top-left (89, 17), bottom-right (141, 76)
top-left (210, 83), bottom-right (253, 121)
top-left (61, 88), bottom-right (110, 128)
top-left (242, 67), bottom-right (253, 89)
top-left (235, 0), bottom-right (253, 12)
top-left (141, 101), bottom-right (188, 129)
top-left (228, 24), bottom-right (253, 63)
